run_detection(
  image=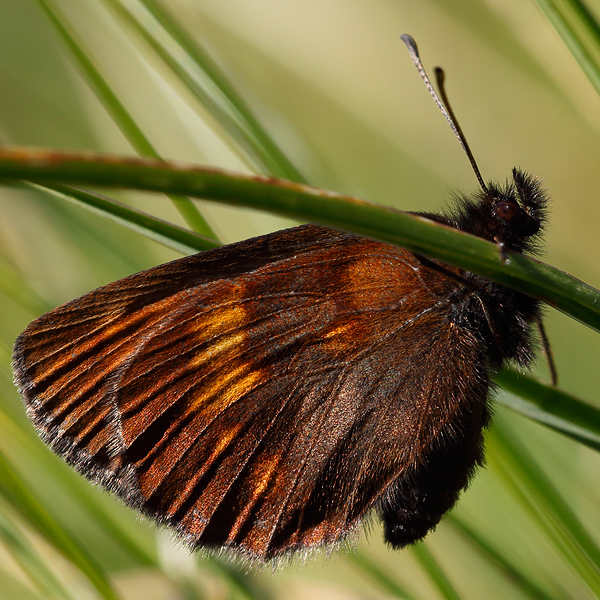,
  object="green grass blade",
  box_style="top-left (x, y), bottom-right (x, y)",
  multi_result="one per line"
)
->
top-left (0, 507), bottom-right (78, 600)
top-left (449, 515), bottom-right (570, 600)
top-left (534, 0), bottom-right (600, 95)
top-left (0, 261), bottom-right (53, 317)
top-left (28, 183), bottom-right (219, 254)
top-left (488, 424), bottom-right (600, 596)
top-left (0, 448), bottom-right (121, 600)
top-left (410, 543), bottom-right (462, 600)
top-left (493, 423), bottom-right (600, 566)
top-left (34, 0), bottom-right (214, 237)
top-left (103, 0), bottom-right (306, 182)
top-left (140, 0), bottom-right (307, 182)
top-left (346, 551), bottom-right (420, 600)
top-left (0, 565), bottom-right (45, 600)
top-left (494, 369), bottom-right (600, 452)
top-left (0, 148), bottom-right (598, 333)
top-left (207, 560), bottom-right (273, 600)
